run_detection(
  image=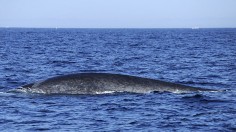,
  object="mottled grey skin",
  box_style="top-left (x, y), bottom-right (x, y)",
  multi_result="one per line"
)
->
top-left (14, 73), bottom-right (217, 94)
